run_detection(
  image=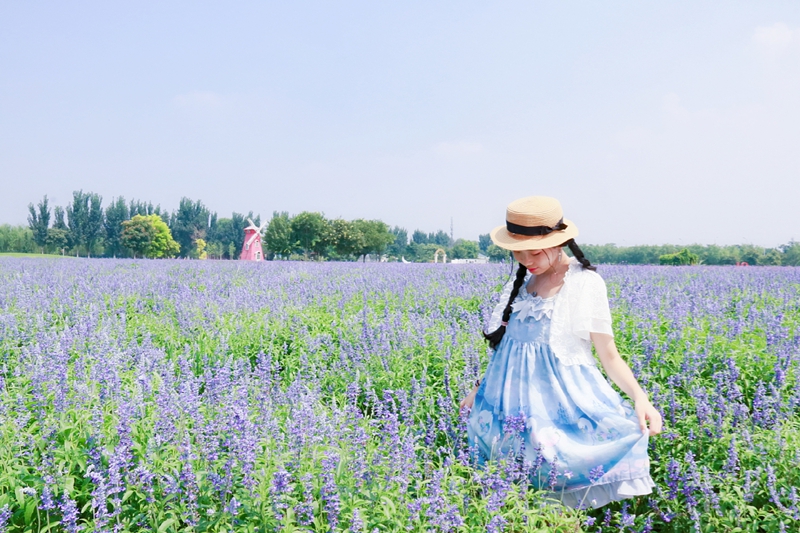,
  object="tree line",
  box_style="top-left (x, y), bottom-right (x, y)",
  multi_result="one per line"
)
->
top-left (579, 242), bottom-right (800, 266)
top-left (3, 192), bottom-right (798, 265)
top-left (9, 192), bottom-right (261, 259)
top-left (261, 212), bottom-right (481, 261)
top-left (1, 192), bottom-right (486, 262)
